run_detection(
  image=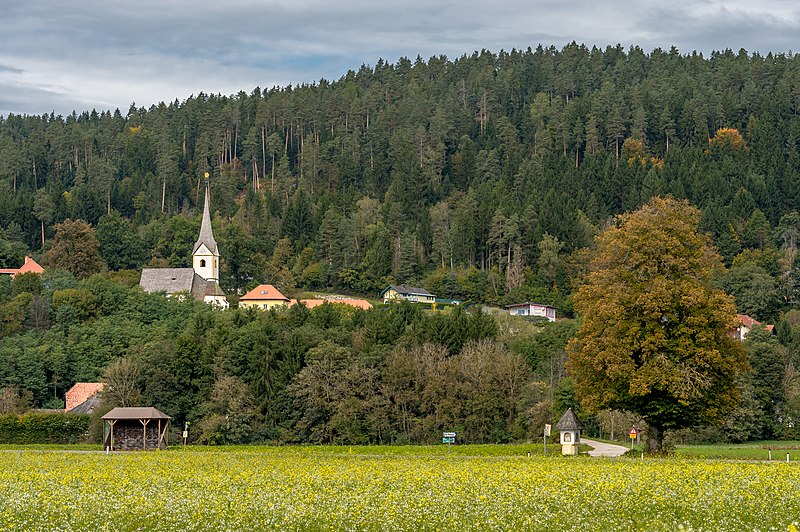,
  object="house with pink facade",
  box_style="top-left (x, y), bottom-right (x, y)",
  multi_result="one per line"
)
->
top-left (506, 302), bottom-right (556, 322)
